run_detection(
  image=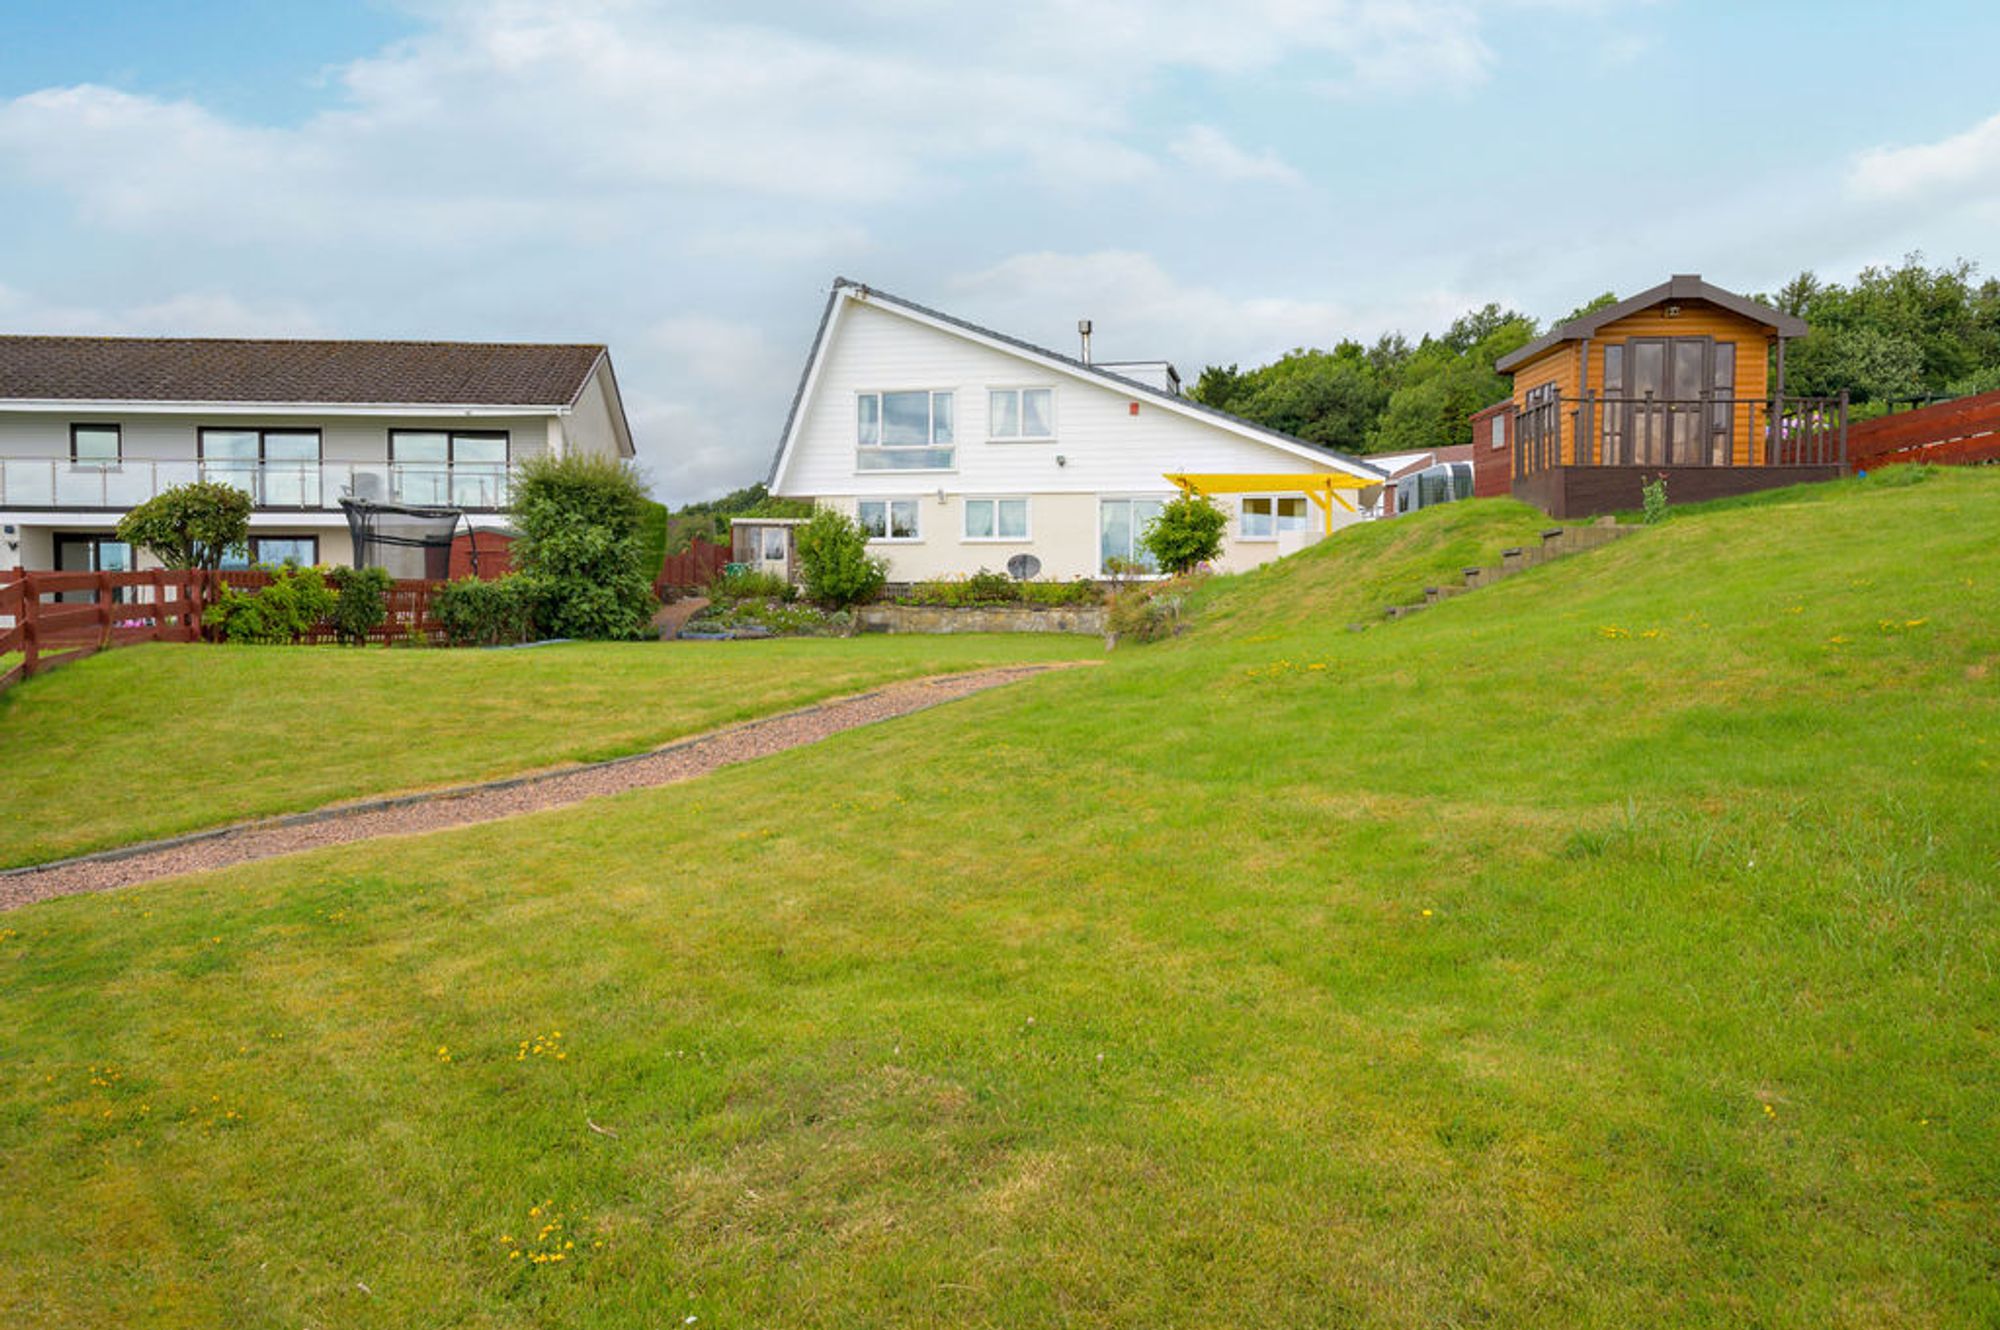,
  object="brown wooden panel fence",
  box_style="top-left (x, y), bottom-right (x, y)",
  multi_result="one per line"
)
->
top-left (657, 537), bottom-right (730, 594)
top-left (0, 567), bottom-right (449, 692)
top-left (1846, 389), bottom-right (2000, 471)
